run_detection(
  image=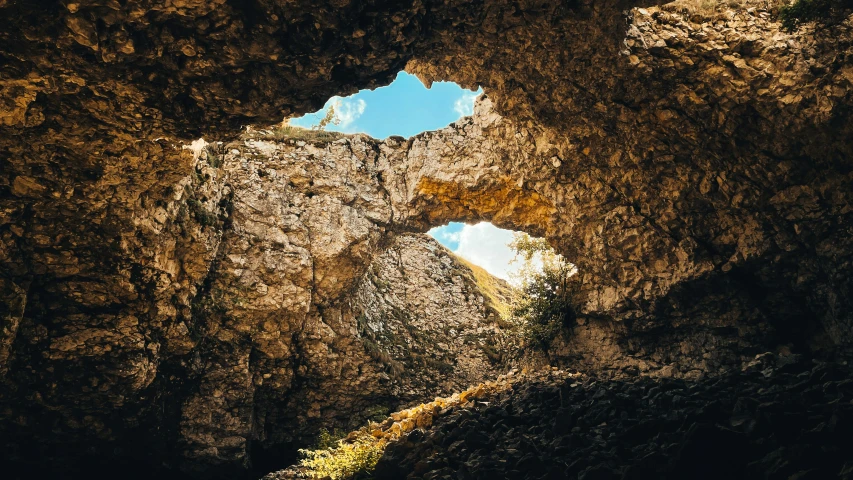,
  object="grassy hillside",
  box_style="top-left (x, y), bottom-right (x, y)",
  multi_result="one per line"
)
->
top-left (452, 253), bottom-right (514, 322)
